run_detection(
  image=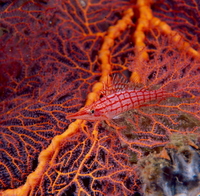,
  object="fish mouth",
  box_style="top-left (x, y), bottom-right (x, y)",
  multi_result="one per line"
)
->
top-left (66, 110), bottom-right (88, 120)
top-left (66, 113), bottom-right (77, 119)
top-left (66, 108), bottom-right (107, 121)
